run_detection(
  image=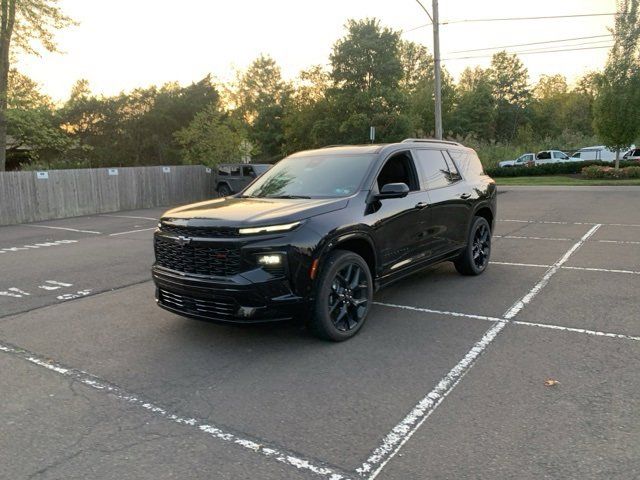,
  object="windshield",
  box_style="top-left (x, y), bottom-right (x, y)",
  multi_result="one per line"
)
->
top-left (254, 165), bottom-right (270, 174)
top-left (243, 154), bottom-right (376, 198)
